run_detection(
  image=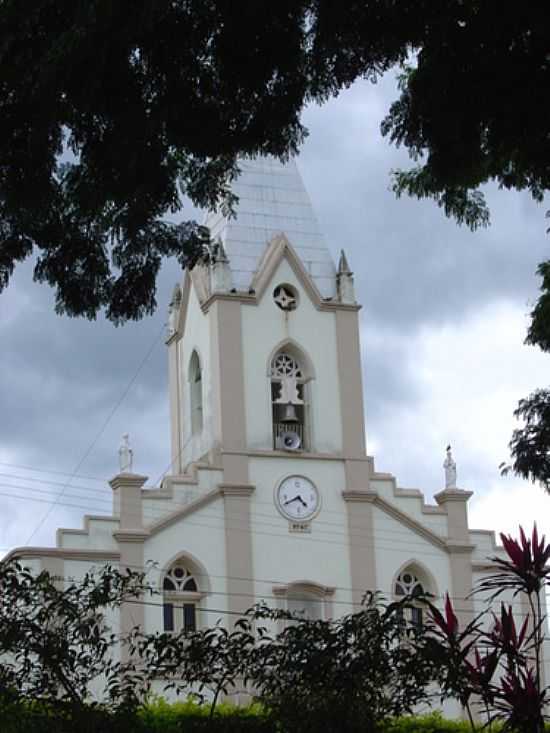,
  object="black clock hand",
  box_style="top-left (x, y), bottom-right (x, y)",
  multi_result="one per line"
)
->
top-left (283, 496), bottom-right (301, 506)
top-left (297, 495), bottom-right (307, 507)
